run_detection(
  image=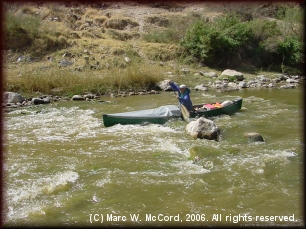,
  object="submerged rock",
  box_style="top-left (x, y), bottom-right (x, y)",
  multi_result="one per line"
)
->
top-left (244, 132), bottom-right (265, 142)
